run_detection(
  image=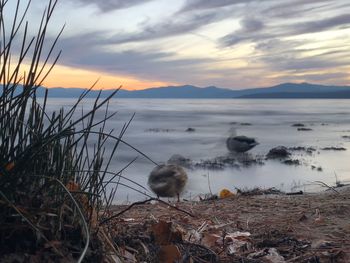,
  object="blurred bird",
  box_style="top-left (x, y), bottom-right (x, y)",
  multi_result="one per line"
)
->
top-left (148, 164), bottom-right (188, 202)
top-left (226, 135), bottom-right (258, 153)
